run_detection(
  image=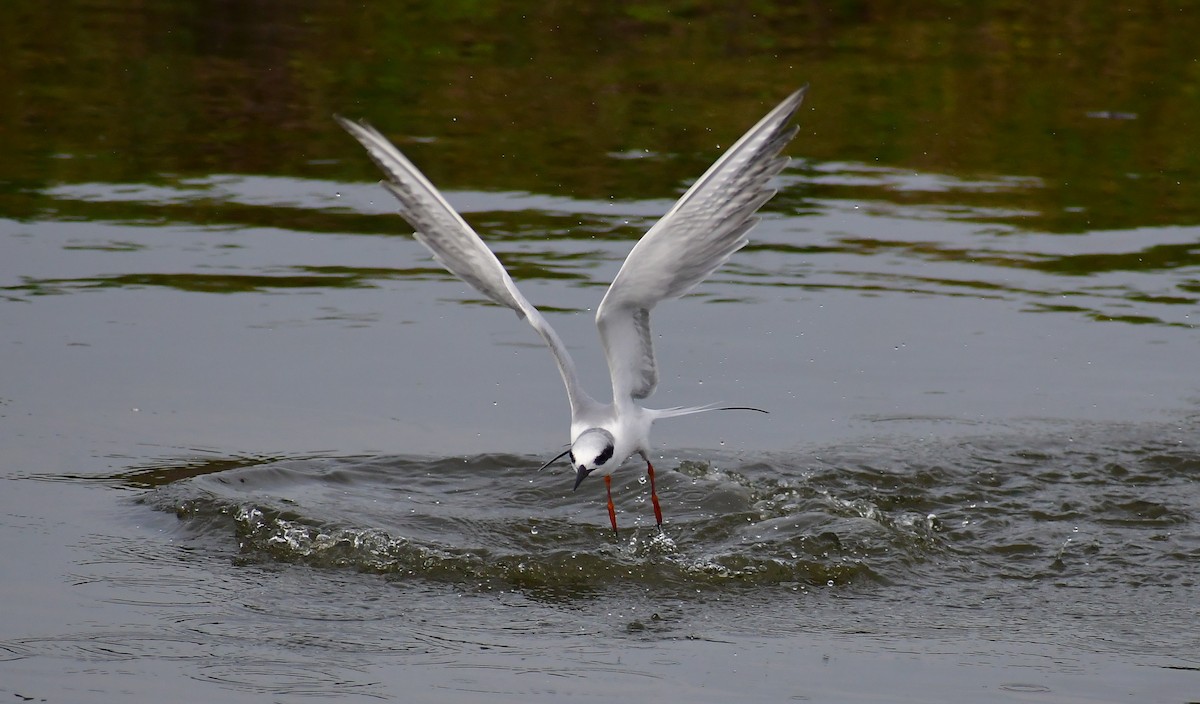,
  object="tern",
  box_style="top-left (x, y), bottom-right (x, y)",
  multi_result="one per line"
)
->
top-left (336, 86), bottom-right (806, 535)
